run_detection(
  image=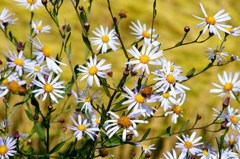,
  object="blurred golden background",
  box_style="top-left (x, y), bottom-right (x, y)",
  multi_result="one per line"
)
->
top-left (0, 0), bottom-right (240, 158)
